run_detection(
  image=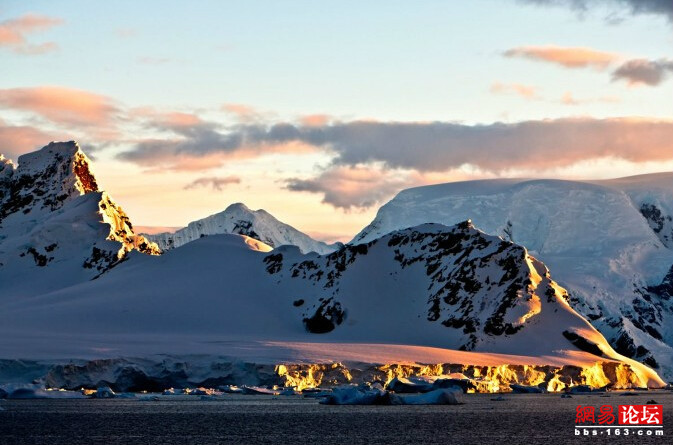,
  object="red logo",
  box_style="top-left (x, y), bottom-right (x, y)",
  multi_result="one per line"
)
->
top-left (598, 405), bottom-right (615, 425)
top-left (619, 405), bottom-right (663, 425)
